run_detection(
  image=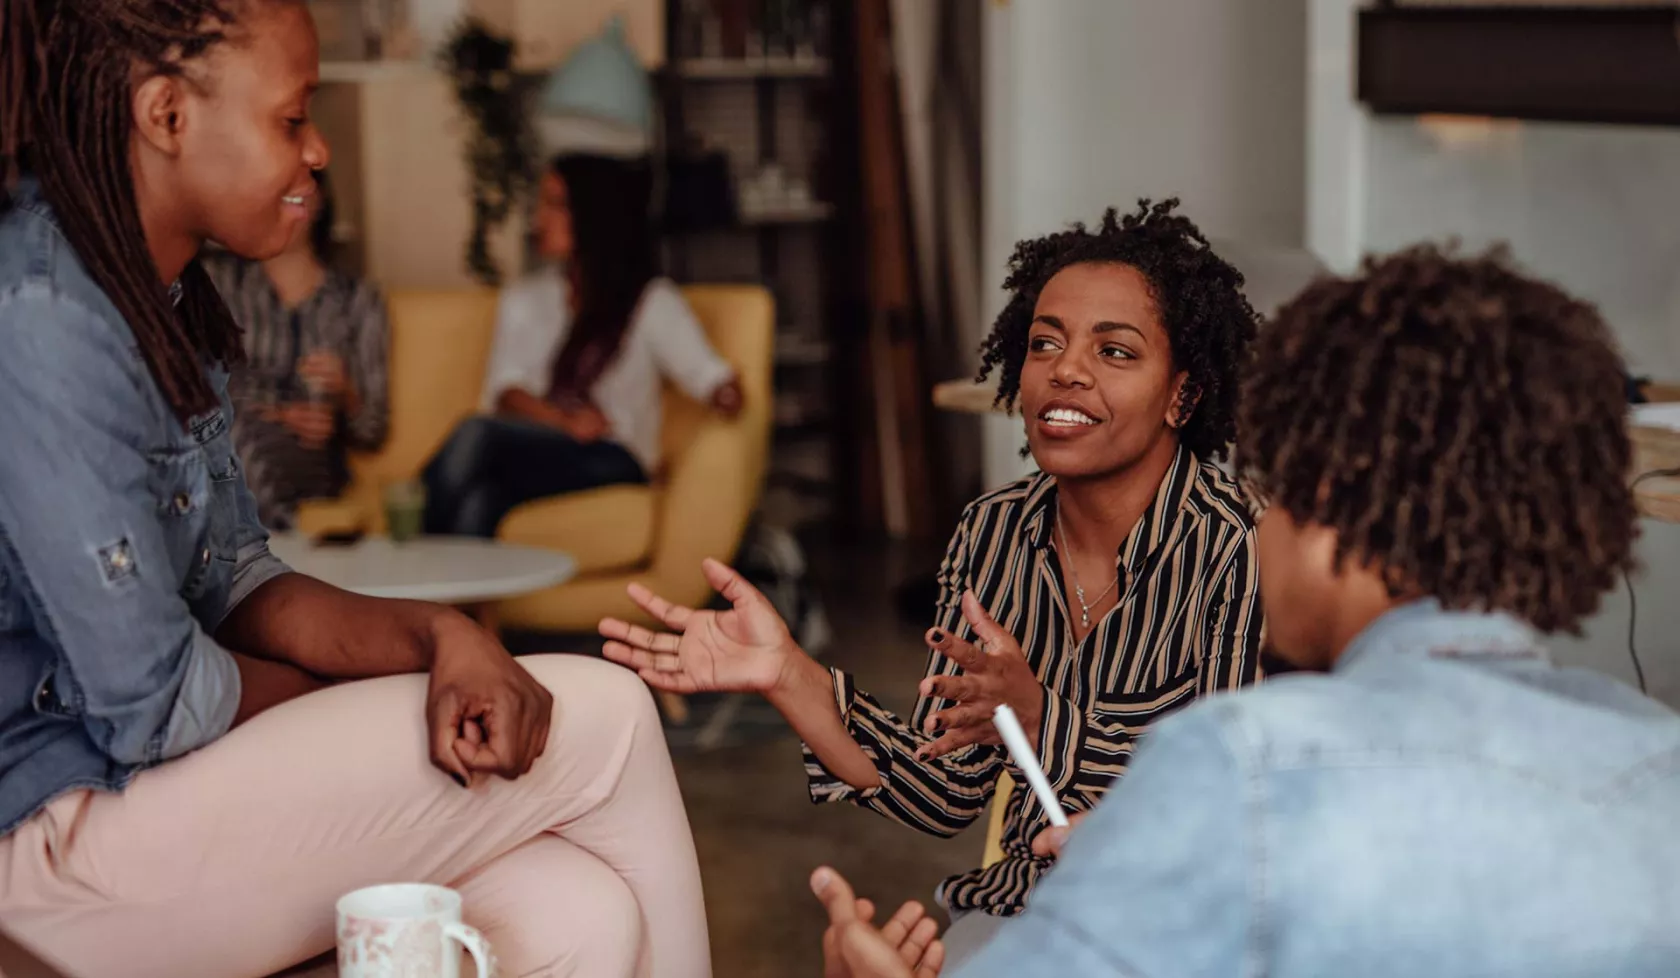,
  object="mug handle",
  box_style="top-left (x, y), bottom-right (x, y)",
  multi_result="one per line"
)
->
top-left (444, 921), bottom-right (498, 978)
